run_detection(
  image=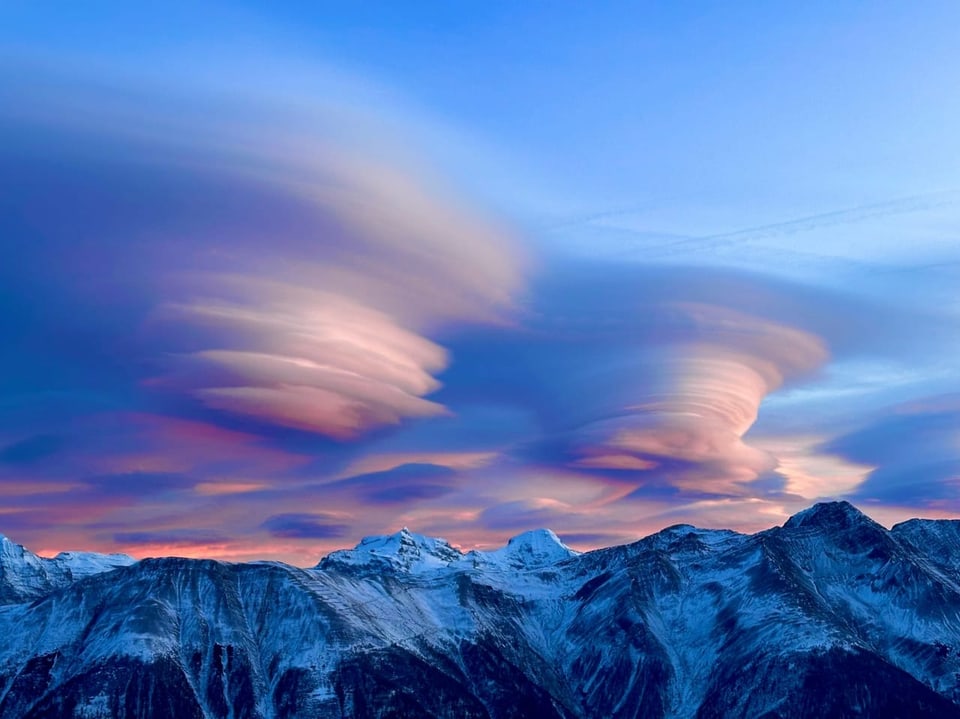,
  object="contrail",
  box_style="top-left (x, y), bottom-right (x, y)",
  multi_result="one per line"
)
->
top-left (555, 189), bottom-right (960, 259)
top-left (678, 189), bottom-right (960, 253)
